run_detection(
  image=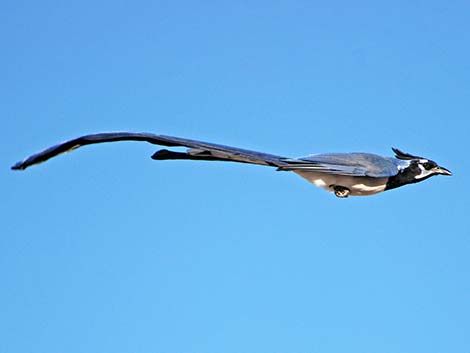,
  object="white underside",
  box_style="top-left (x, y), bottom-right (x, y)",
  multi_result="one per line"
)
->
top-left (295, 171), bottom-right (387, 196)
